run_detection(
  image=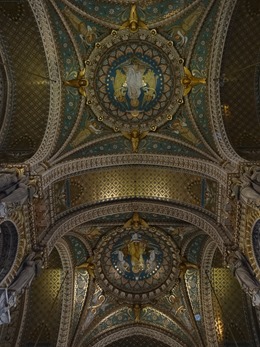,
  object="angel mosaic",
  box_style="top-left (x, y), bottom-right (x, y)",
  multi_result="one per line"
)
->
top-left (63, 7), bottom-right (97, 46)
top-left (112, 233), bottom-right (162, 280)
top-left (108, 56), bottom-right (162, 111)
